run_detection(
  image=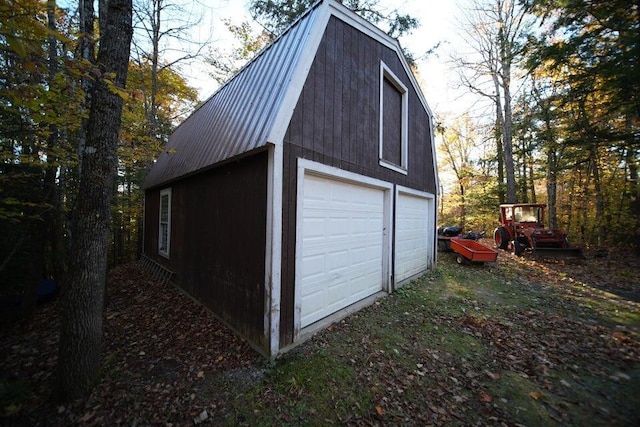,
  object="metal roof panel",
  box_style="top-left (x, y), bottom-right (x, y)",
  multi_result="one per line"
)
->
top-left (143, 2), bottom-right (323, 189)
